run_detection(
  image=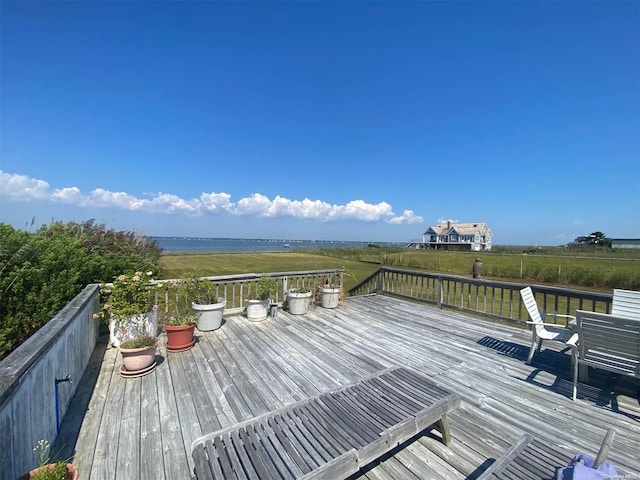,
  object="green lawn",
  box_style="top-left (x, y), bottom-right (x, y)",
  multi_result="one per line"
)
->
top-left (159, 252), bottom-right (378, 293)
top-left (159, 246), bottom-right (640, 292)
